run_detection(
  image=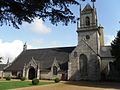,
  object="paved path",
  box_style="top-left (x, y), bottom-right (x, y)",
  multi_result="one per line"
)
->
top-left (15, 81), bottom-right (120, 90)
